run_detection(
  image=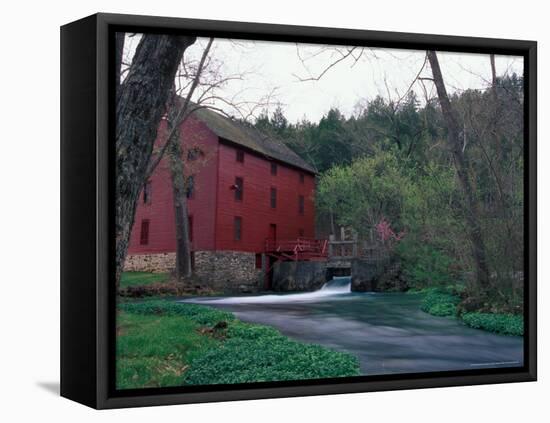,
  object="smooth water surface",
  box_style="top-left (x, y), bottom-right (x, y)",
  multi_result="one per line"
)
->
top-left (180, 277), bottom-right (523, 375)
